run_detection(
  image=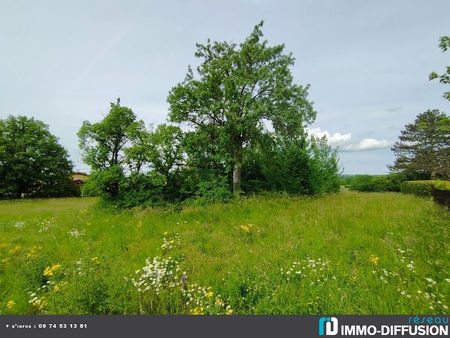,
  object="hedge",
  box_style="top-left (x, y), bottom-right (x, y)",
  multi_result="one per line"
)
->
top-left (400, 180), bottom-right (450, 197)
